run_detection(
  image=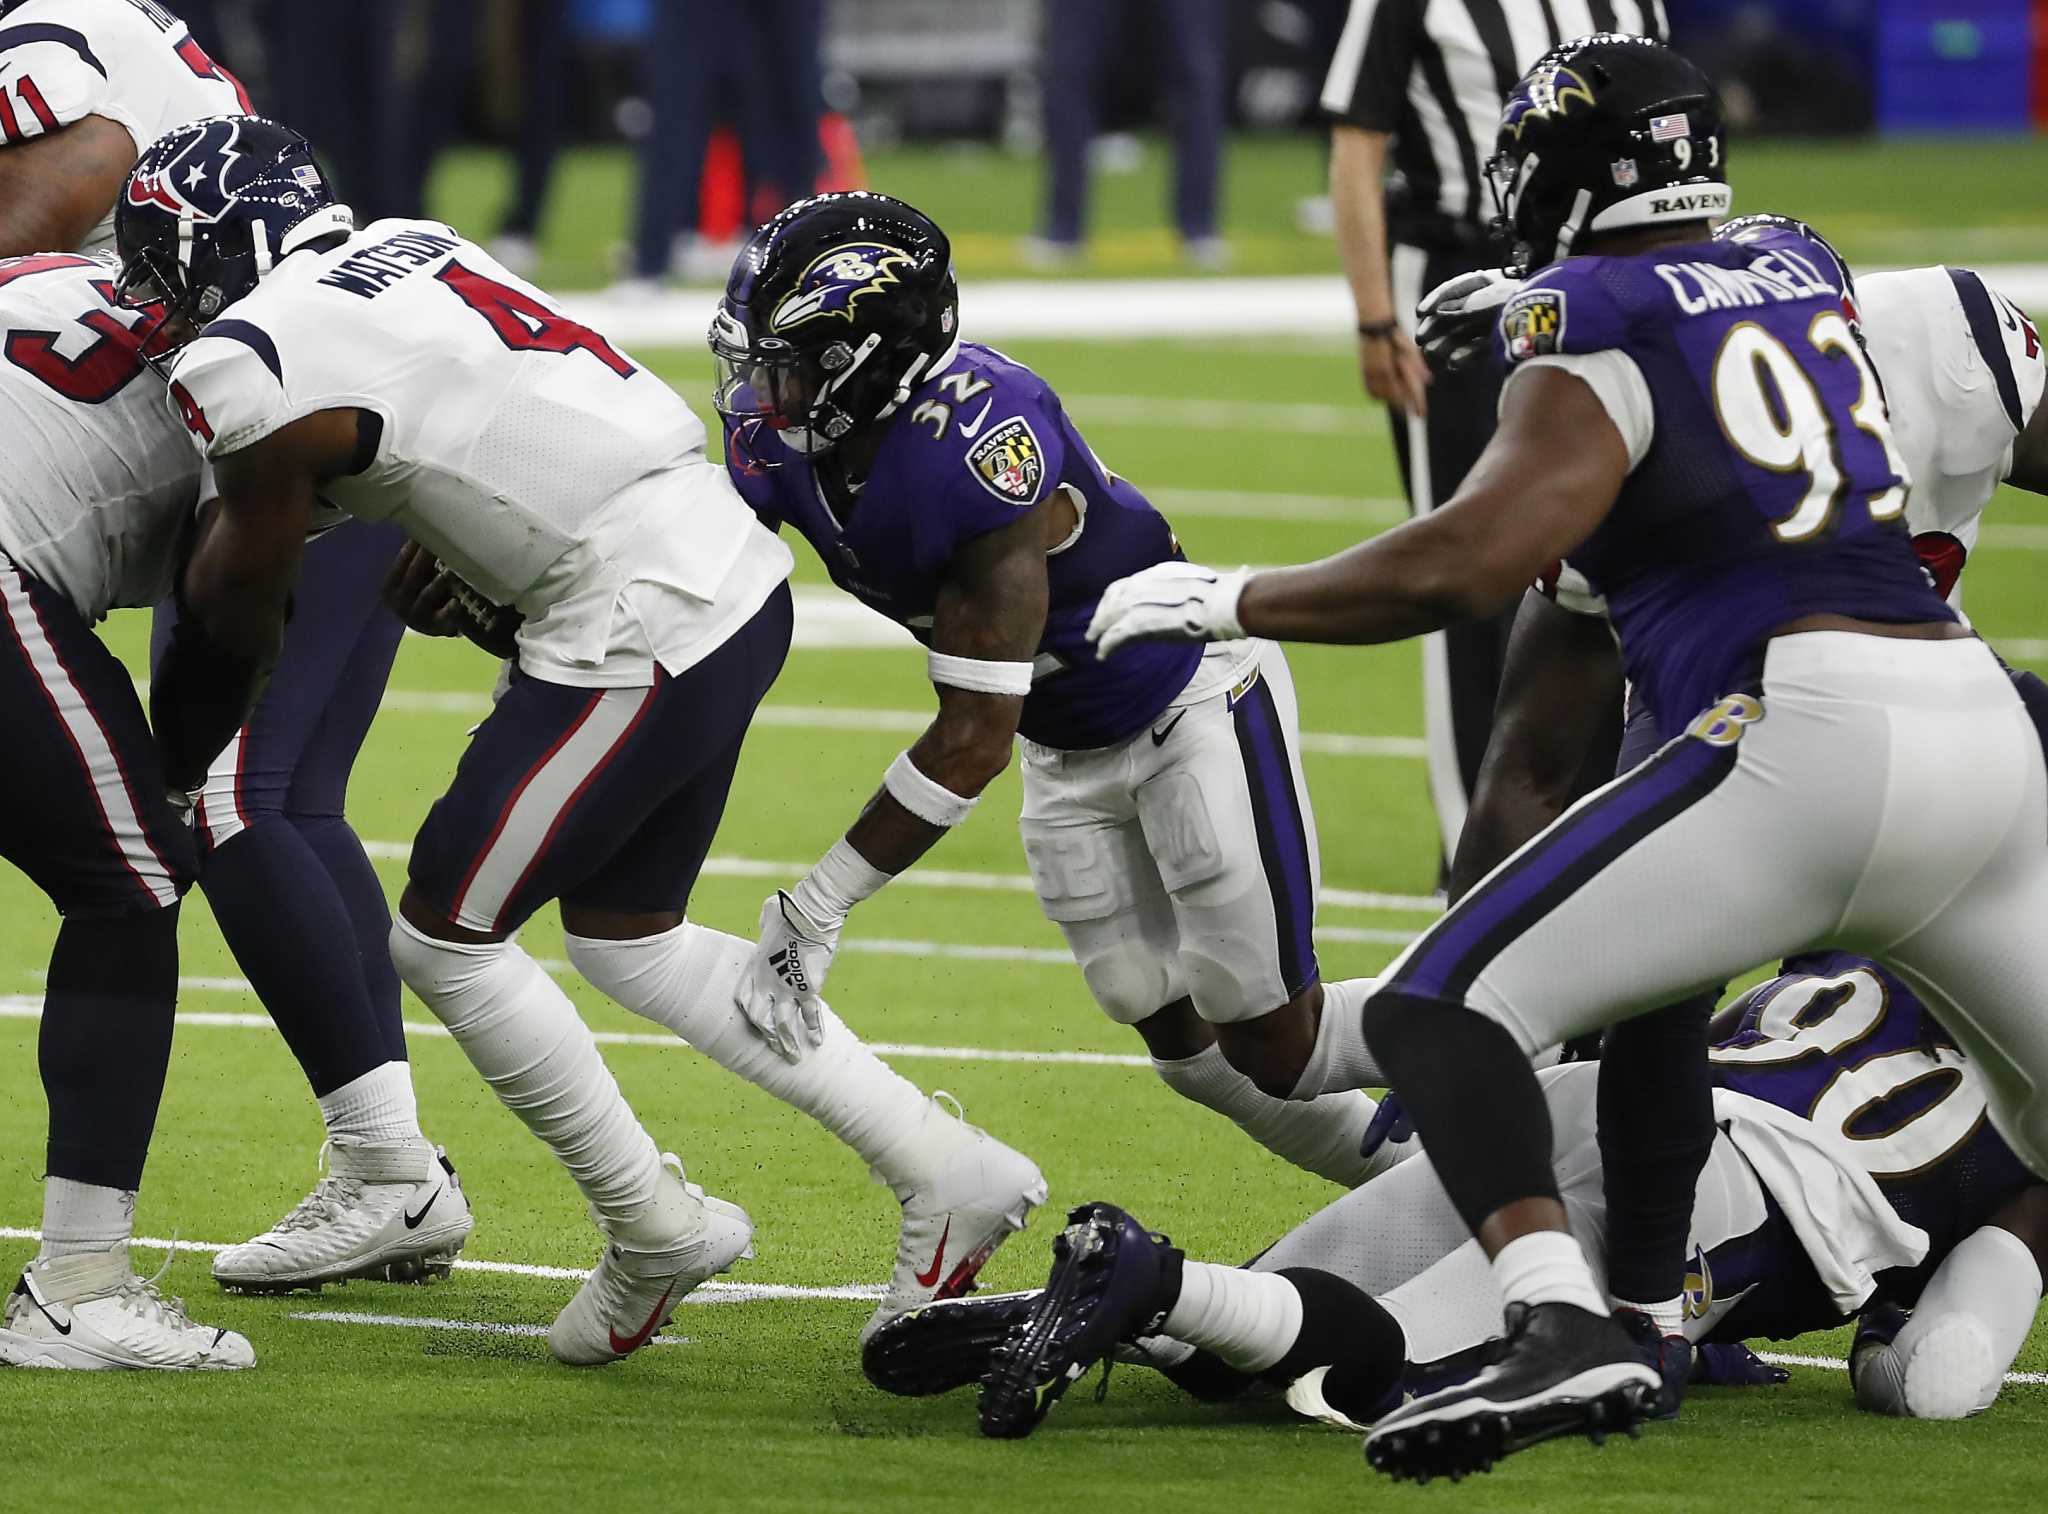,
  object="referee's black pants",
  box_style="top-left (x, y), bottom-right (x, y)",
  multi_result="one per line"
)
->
top-left (1386, 238), bottom-right (1621, 865)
